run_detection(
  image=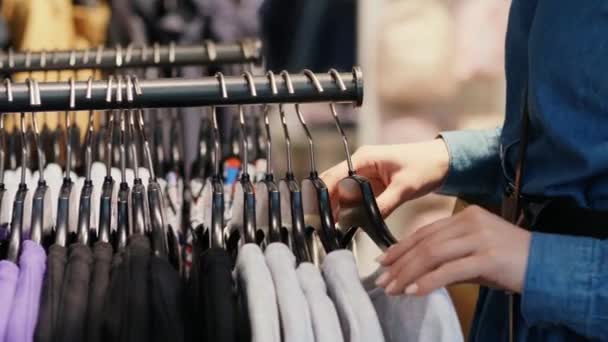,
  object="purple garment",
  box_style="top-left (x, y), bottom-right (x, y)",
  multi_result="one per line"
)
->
top-left (0, 260), bottom-right (19, 341)
top-left (6, 240), bottom-right (46, 342)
